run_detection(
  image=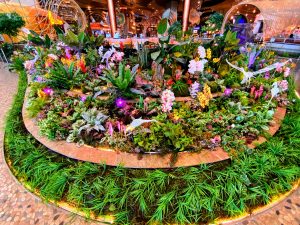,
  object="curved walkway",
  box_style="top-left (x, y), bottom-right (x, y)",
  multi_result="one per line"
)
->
top-left (0, 64), bottom-right (299, 225)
